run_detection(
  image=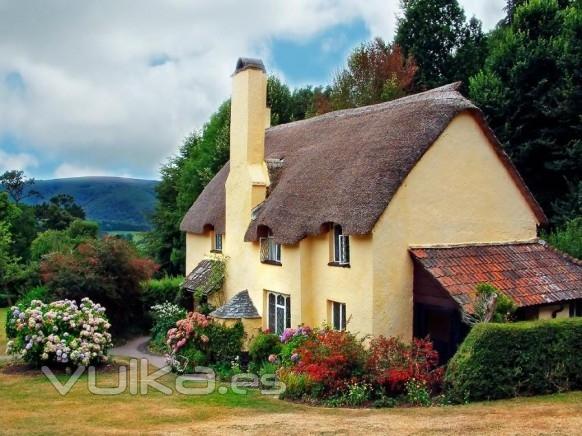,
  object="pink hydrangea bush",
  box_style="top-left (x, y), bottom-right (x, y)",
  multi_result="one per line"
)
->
top-left (6, 298), bottom-right (112, 367)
